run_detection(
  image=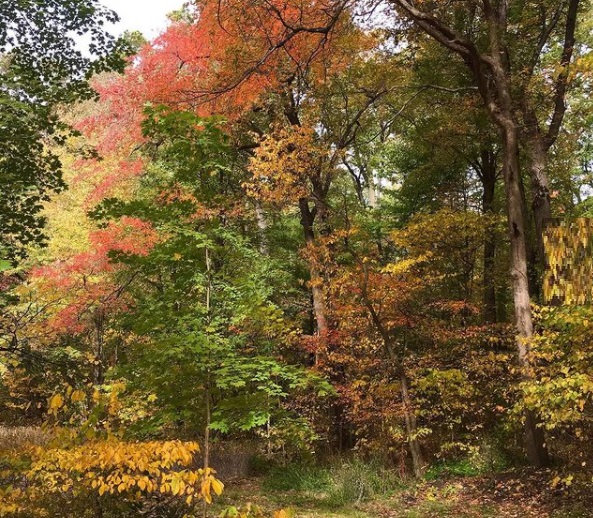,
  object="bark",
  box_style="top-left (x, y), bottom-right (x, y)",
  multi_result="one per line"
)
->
top-left (399, 369), bottom-right (425, 478)
top-left (480, 149), bottom-right (498, 323)
top-left (299, 197), bottom-right (329, 336)
top-left (203, 249), bottom-right (212, 518)
top-left (254, 201), bottom-right (269, 255)
top-left (390, 0), bottom-right (581, 467)
top-left (202, 381), bottom-right (211, 518)
top-left (285, 92), bottom-right (330, 337)
top-left (481, 6), bottom-right (549, 466)
top-left (526, 134), bottom-right (552, 262)
top-left (367, 173), bottom-right (378, 209)
top-left (500, 122), bottom-right (550, 467)
top-left (519, 0), bottom-right (579, 287)
top-left (93, 310), bottom-right (105, 386)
